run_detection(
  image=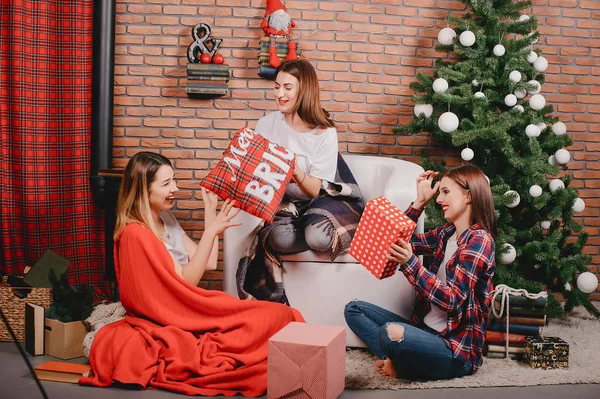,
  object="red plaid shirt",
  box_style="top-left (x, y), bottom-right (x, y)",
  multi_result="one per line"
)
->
top-left (400, 205), bottom-right (496, 373)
